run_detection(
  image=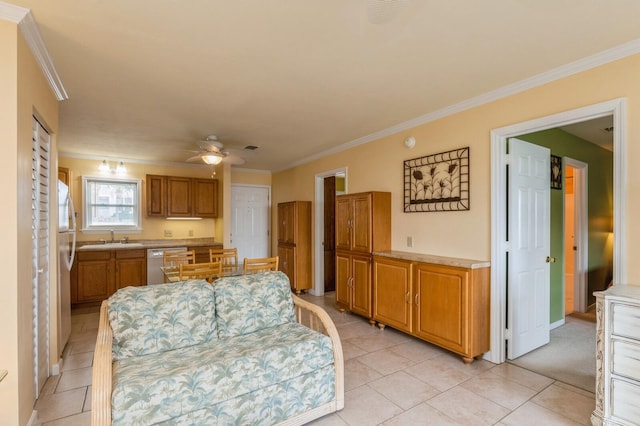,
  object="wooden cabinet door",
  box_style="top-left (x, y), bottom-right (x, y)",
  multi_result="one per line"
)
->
top-left (351, 194), bottom-right (372, 253)
top-left (351, 254), bottom-right (372, 318)
top-left (192, 178), bottom-right (218, 218)
top-left (335, 196), bottom-right (352, 251)
top-left (277, 202), bottom-right (295, 244)
top-left (278, 245), bottom-right (296, 287)
top-left (76, 254), bottom-right (113, 303)
top-left (146, 175), bottom-right (166, 217)
top-left (414, 263), bottom-right (469, 354)
top-left (115, 249), bottom-right (146, 289)
top-left (373, 257), bottom-right (412, 332)
top-left (167, 177), bottom-right (192, 217)
top-left (335, 252), bottom-right (352, 309)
